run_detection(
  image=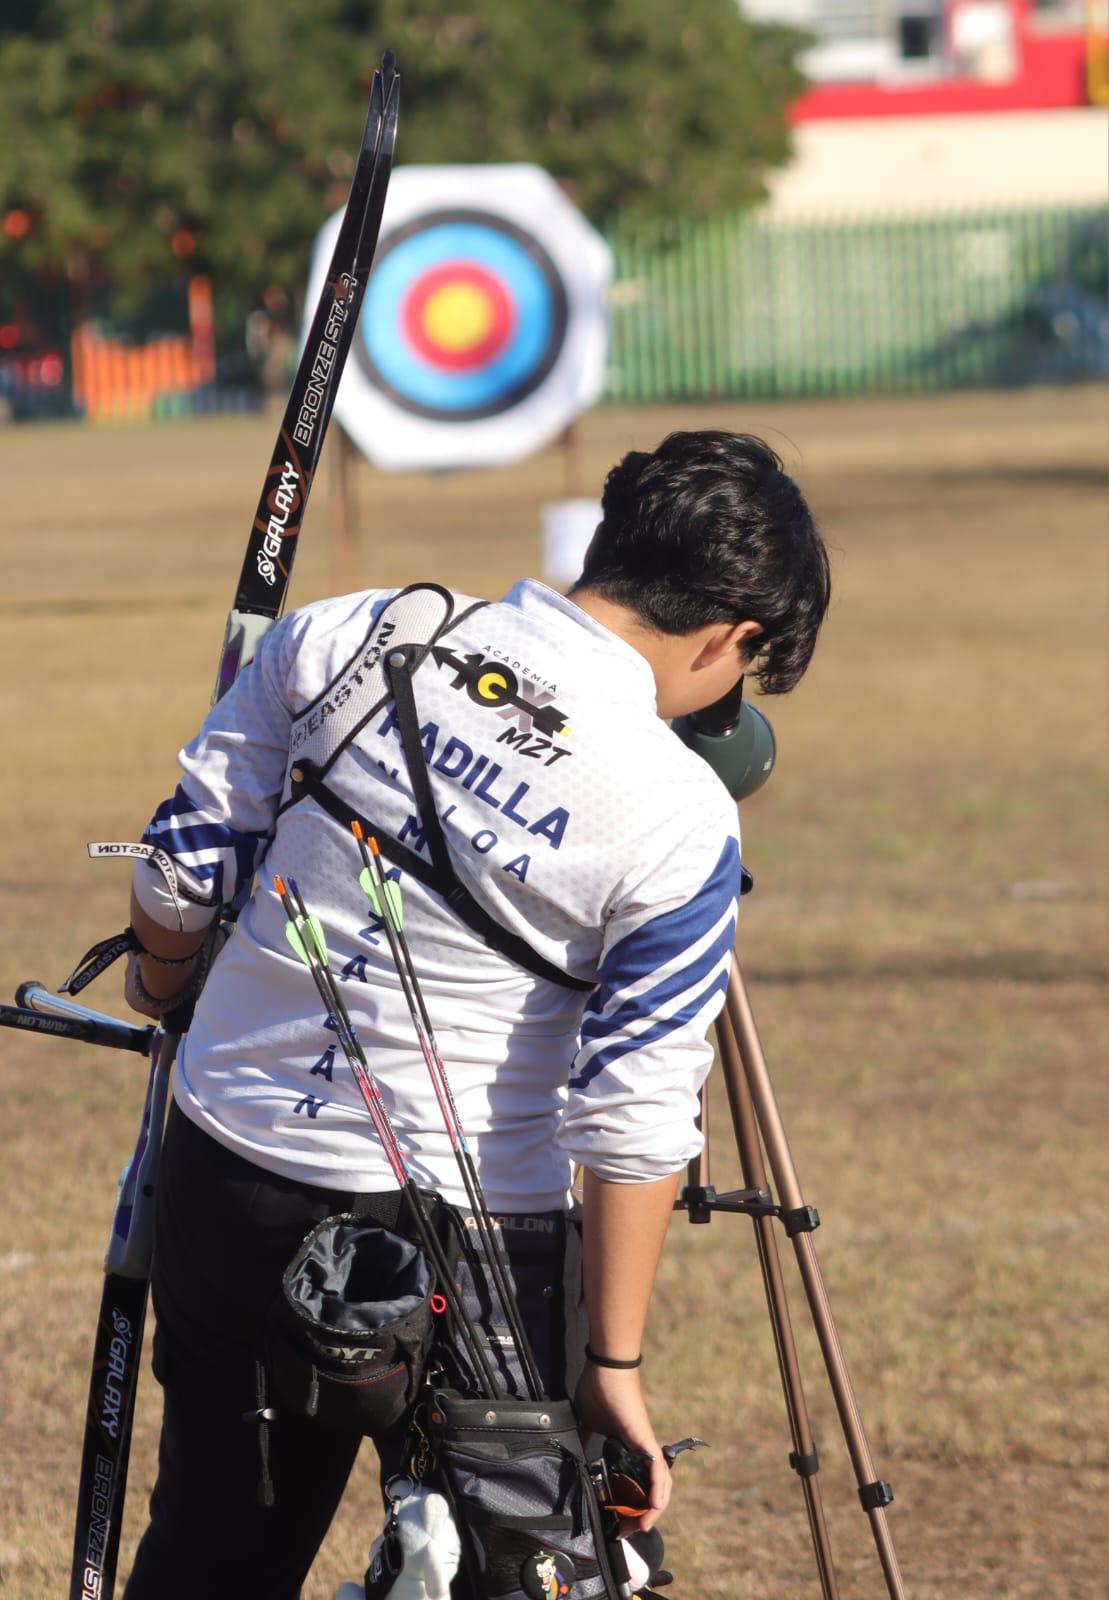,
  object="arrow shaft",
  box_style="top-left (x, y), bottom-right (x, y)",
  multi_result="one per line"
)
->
top-left (274, 875), bottom-right (501, 1396)
top-left (355, 831), bottom-right (544, 1400)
